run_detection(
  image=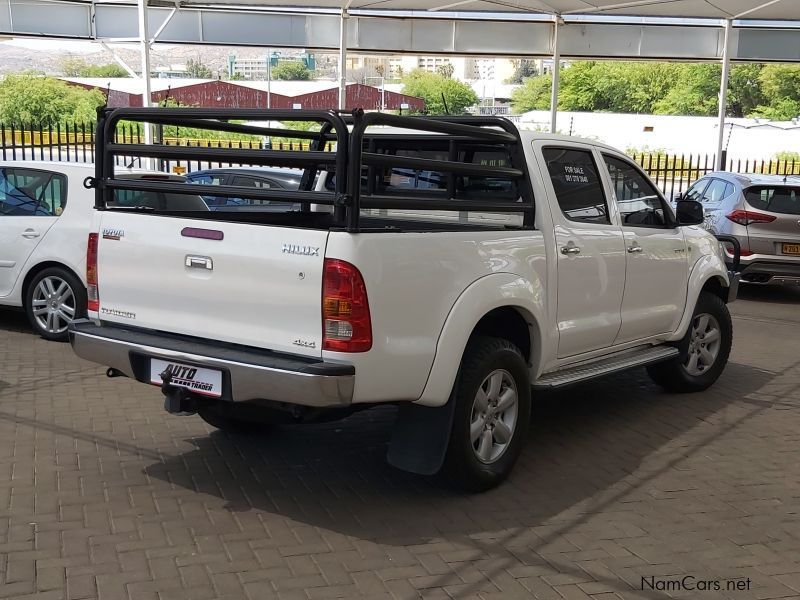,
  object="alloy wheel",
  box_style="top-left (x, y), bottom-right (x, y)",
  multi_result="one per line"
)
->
top-left (31, 276), bottom-right (76, 335)
top-left (470, 369), bottom-right (519, 464)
